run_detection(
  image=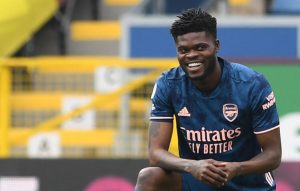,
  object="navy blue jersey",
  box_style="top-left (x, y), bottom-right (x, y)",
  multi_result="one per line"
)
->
top-left (150, 57), bottom-right (280, 191)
